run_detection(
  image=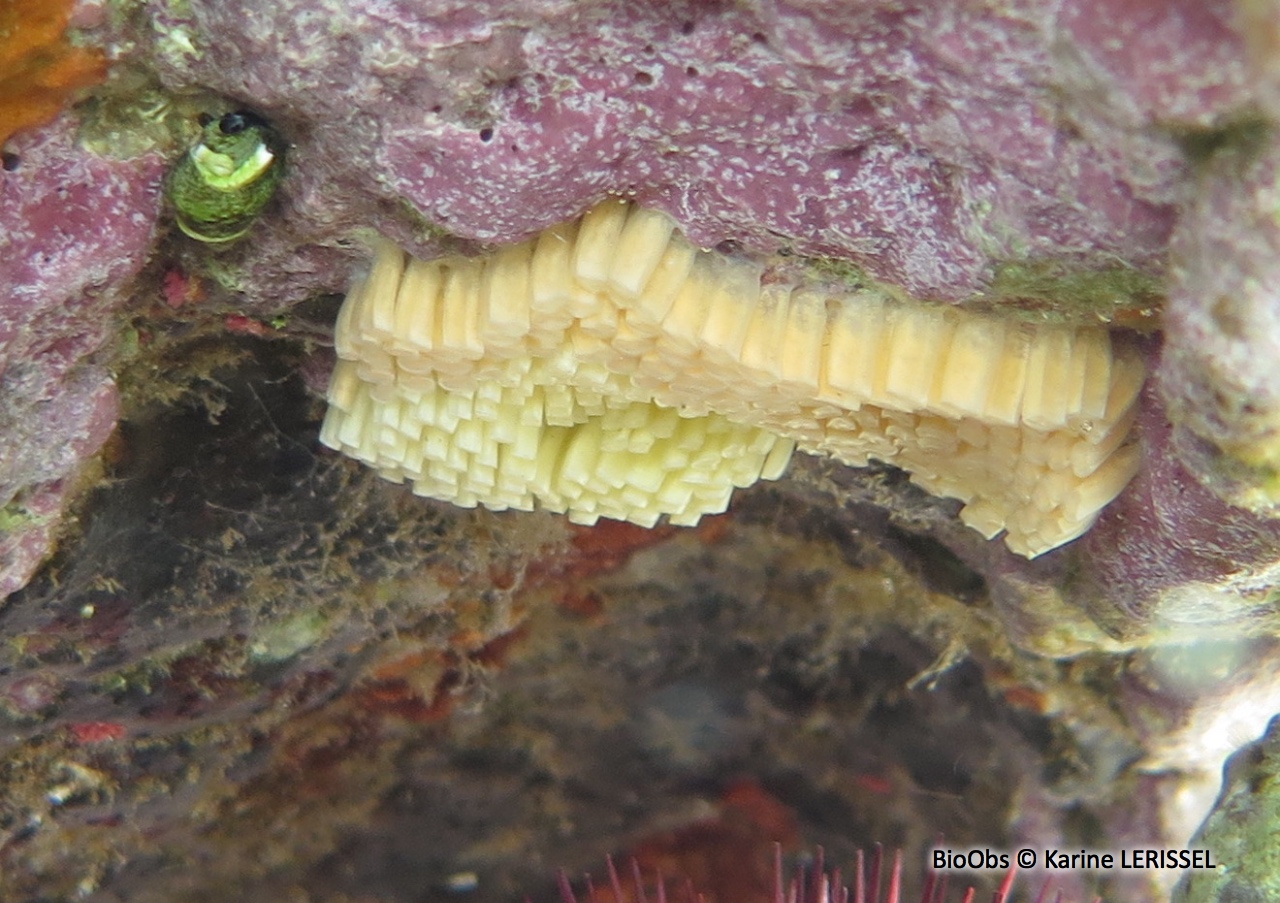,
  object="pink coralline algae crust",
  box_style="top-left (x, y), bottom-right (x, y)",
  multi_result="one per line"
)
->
top-left (1160, 132), bottom-right (1280, 508)
top-left (1080, 379), bottom-right (1280, 627)
top-left (0, 383), bottom-right (119, 600)
top-left (1056, 0), bottom-right (1251, 127)
top-left (141, 0), bottom-right (1204, 302)
top-left (0, 116), bottom-right (163, 600)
